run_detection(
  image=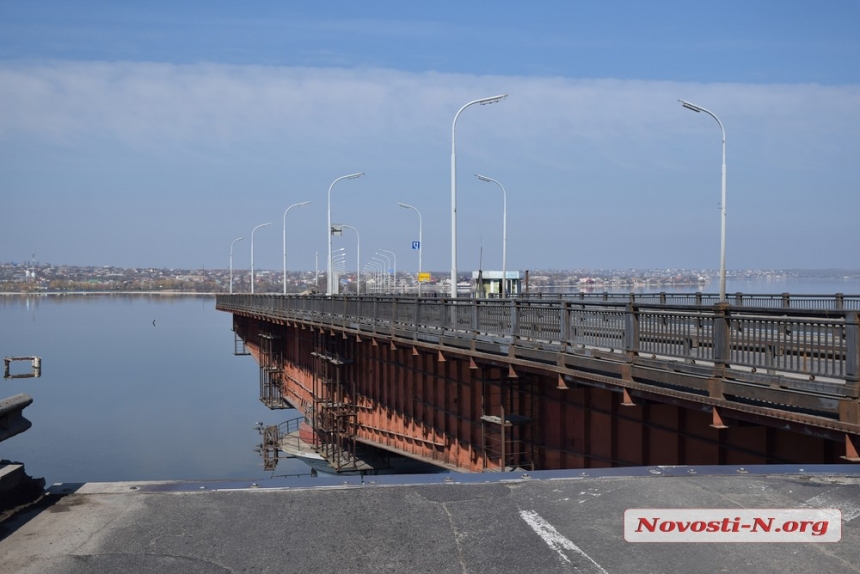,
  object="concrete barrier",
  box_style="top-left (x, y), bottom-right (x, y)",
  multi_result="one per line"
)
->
top-left (0, 393), bottom-right (33, 443)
